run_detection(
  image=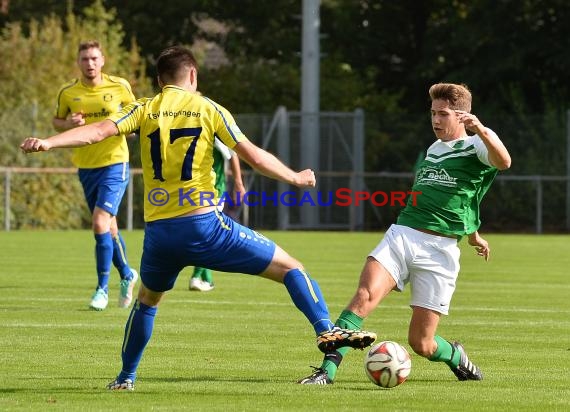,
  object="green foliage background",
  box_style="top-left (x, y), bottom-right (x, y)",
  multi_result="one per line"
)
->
top-left (0, 0), bottom-right (569, 230)
top-left (0, 1), bottom-right (153, 229)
